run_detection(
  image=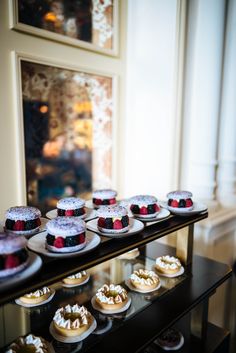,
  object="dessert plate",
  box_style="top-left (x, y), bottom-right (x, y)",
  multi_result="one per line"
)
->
top-left (125, 278), bottom-right (161, 294)
top-left (0, 252), bottom-right (42, 292)
top-left (154, 331), bottom-right (184, 351)
top-left (62, 275), bottom-right (90, 288)
top-left (91, 295), bottom-right (132, 314)
top-left (162, 201), bottom-right (208, 216)
top-left (15, 288), bottom-right (56, 307)
top-left (0, 217), bottom-right (48, 237)
top-left (86, 218), bottom-right (144, 238)
top-left (27, 231), bottom-right (100, 258)
top-left (153, 266), bottom-right (185, 278)
top-left (49, 317), bottom-right (97, 343)
top-left (134, 208), bottom-right (171, 223)
top-left (46, 208), bottom-right (97, 222)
